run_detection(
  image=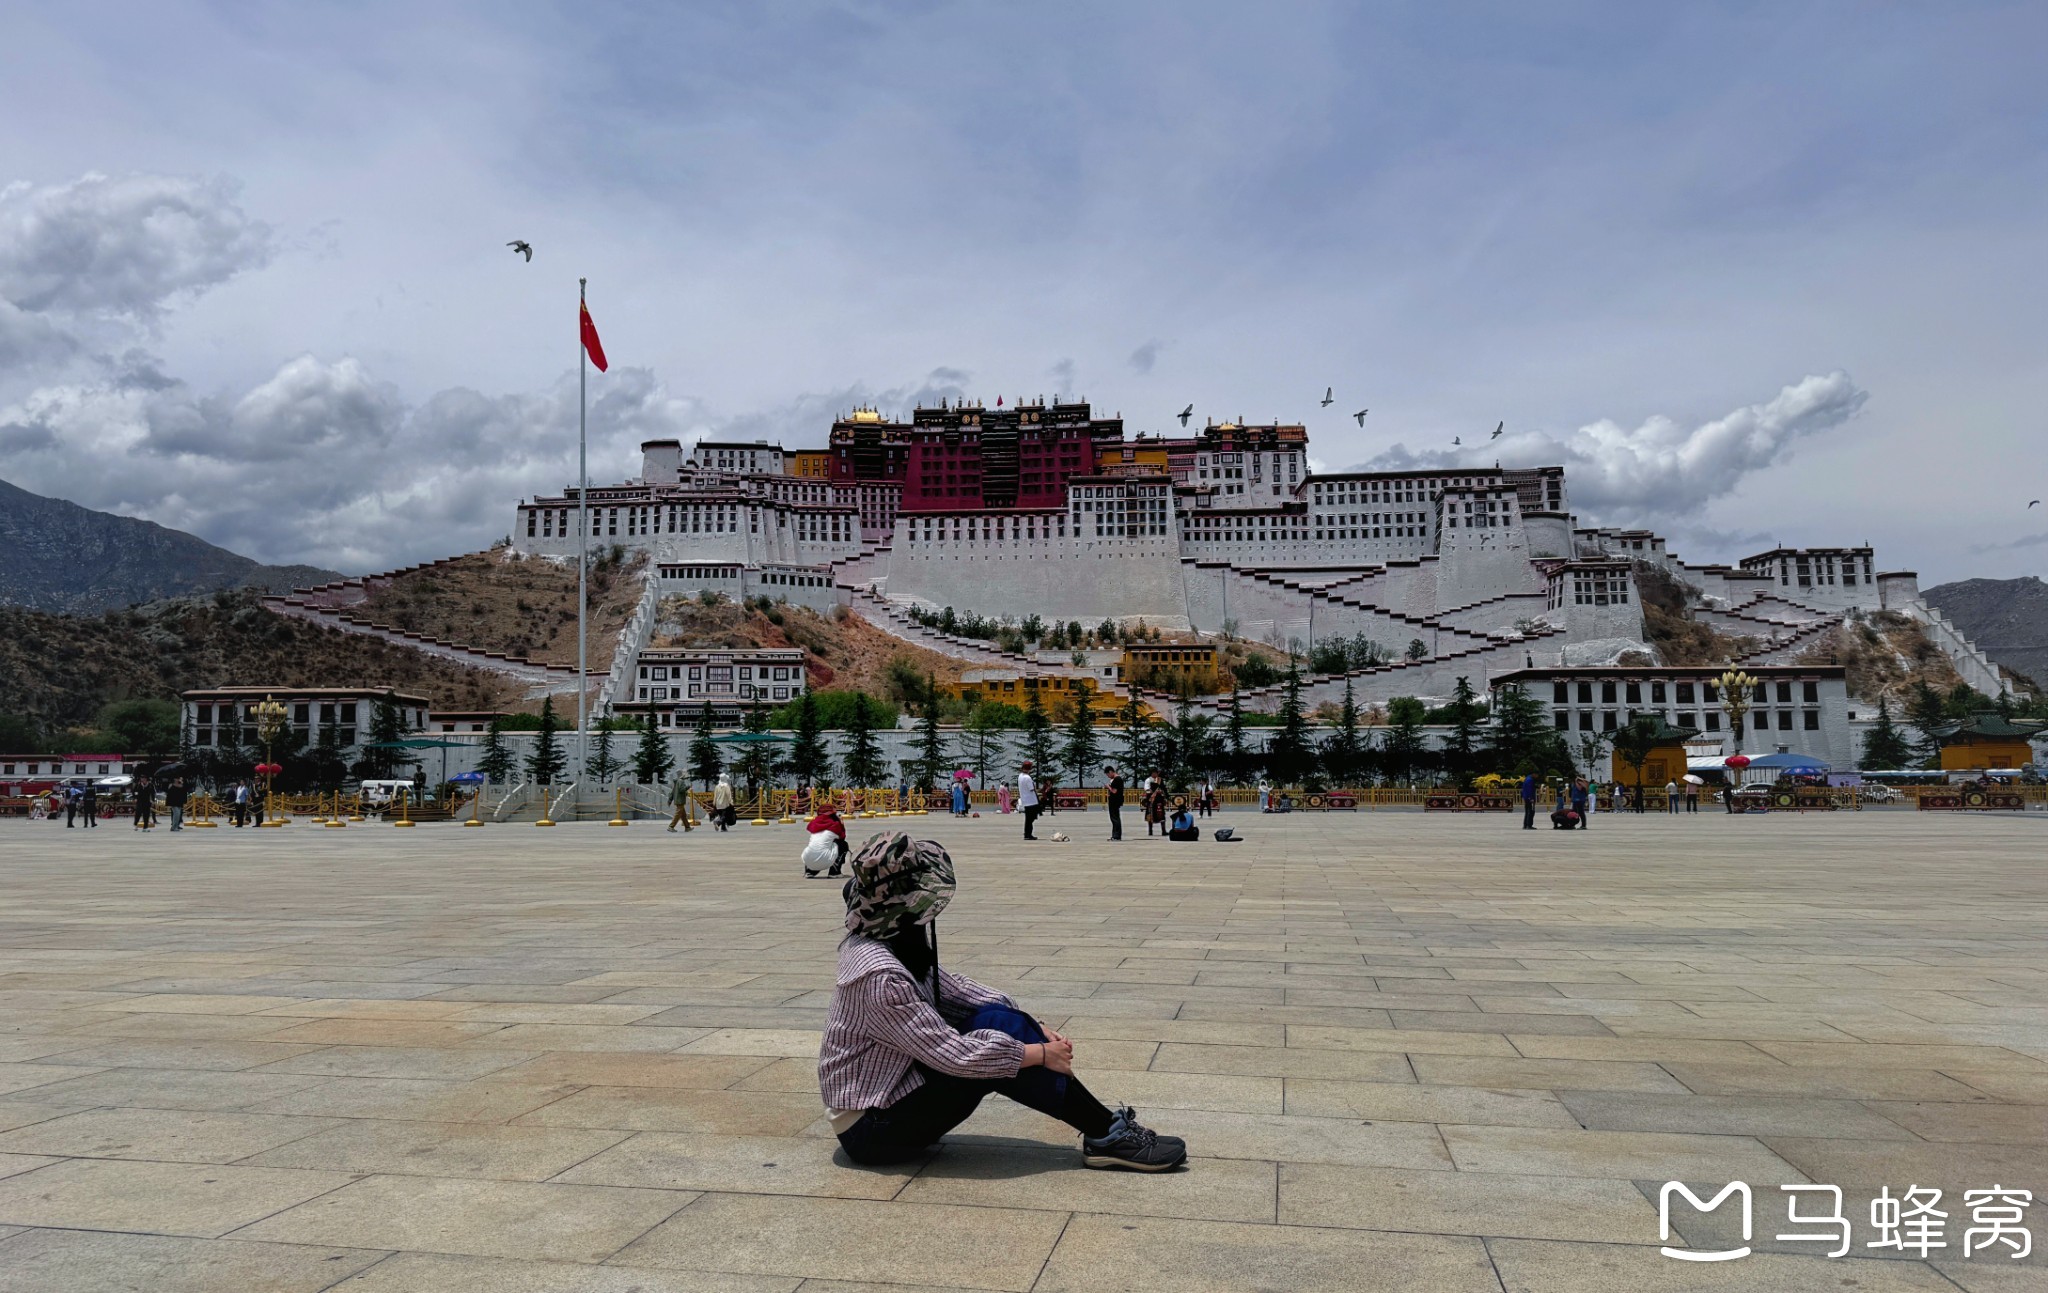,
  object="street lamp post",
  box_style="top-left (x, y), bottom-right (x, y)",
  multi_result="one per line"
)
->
top-left (253, 695), bottom-right (290, 828)
top-left (1715, 668), bottom-right (1758, 813)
